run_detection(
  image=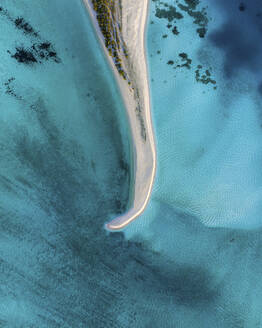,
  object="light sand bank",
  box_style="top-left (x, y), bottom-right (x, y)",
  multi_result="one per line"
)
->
top-left (82, 0), bottom-right (156, 230)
